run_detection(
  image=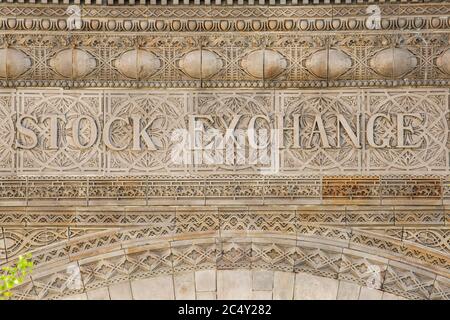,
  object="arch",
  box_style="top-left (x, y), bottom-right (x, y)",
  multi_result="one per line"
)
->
top-left (9, 225), bottom-right (449, 300)
top-left (62, 269), bottom-right (407, 300)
